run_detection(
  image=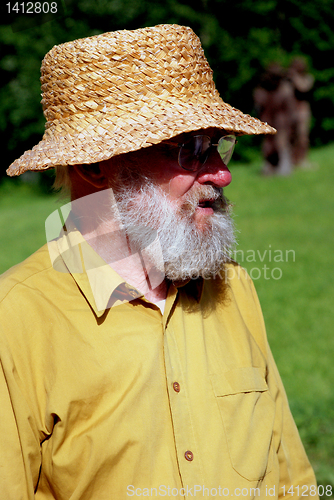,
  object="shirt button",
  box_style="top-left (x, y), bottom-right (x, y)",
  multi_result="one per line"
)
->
top-left (173, 382), bottom-right (180, 393)
top-left (184, 450), bottom-right (194, 461)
